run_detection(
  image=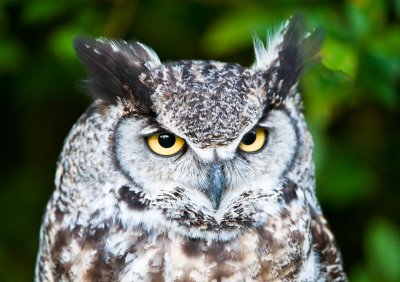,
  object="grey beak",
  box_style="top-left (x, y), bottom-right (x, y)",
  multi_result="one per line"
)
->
top-left (207, 162), bottom-right (225, 210)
